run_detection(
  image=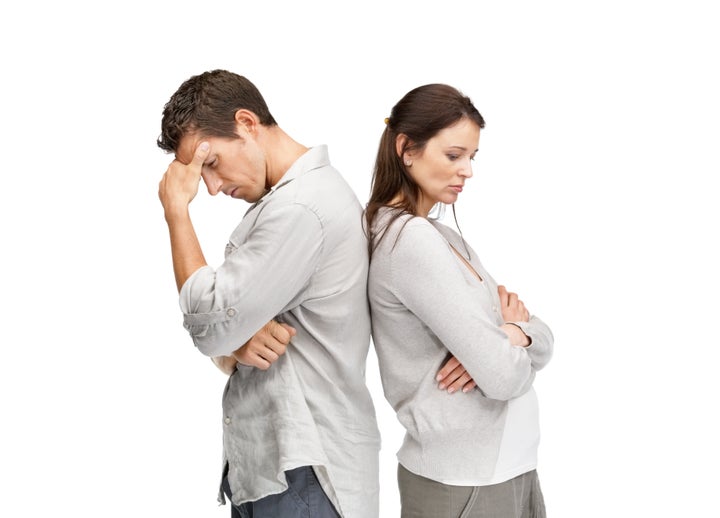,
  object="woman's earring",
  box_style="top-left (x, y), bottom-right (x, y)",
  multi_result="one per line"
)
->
top-left (404, 160), bottom-right (412, 166)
